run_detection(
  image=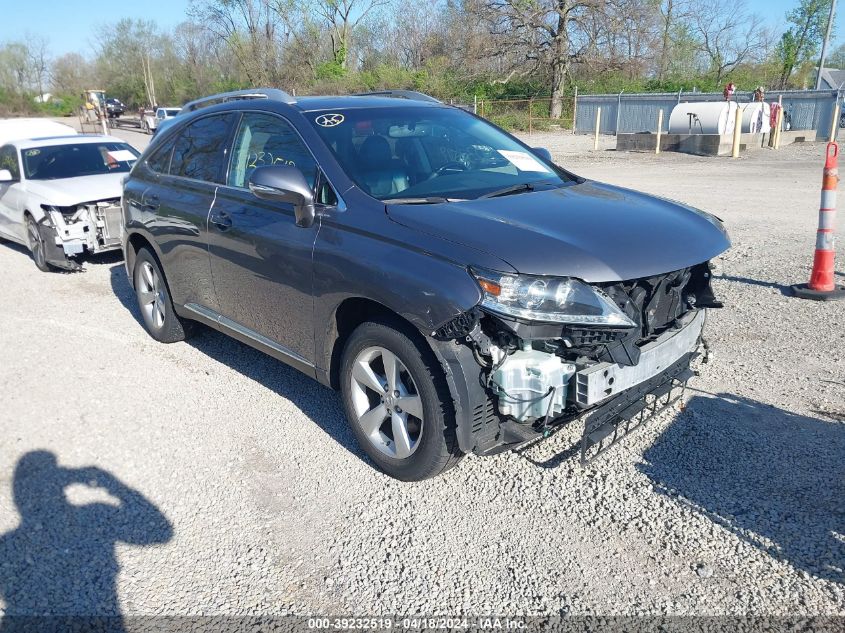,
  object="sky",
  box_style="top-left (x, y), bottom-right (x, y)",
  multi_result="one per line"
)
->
top-left (0, 0), bottom-right (192, 56)
top-left (0, 0), bottom-right (842, 60)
